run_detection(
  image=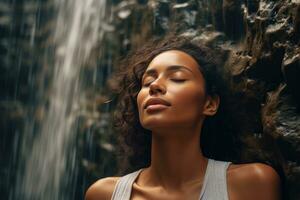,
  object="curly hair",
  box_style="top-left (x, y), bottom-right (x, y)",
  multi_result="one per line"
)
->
top-left (112, 35), bottom-right (285, 181)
